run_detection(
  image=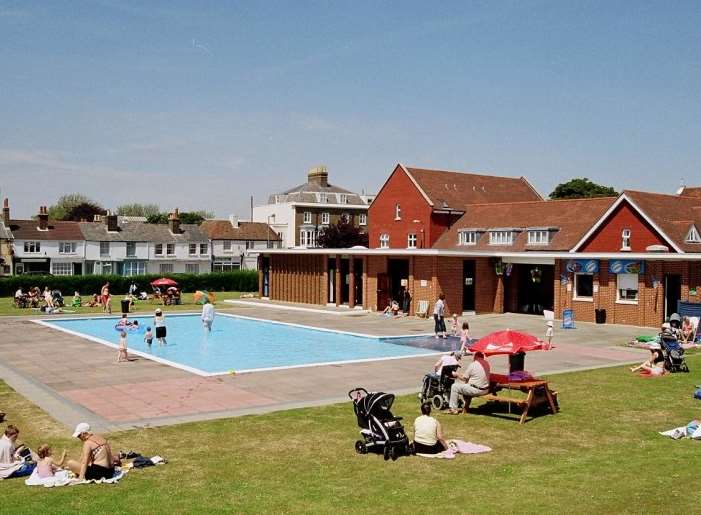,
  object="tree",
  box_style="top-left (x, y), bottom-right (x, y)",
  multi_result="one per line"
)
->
top-left (146, 210), bottom-right (214, 225)
top-left (317, 218), bottom-right (369, 248)
top-left (116, 203), bottom-right (161, 217)
top-left (47, 193), bottom-right (95, 220)
top-left (549, 178), bottom-right (618, 199)
top-left (63, 202), bottom-right (106, 222)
